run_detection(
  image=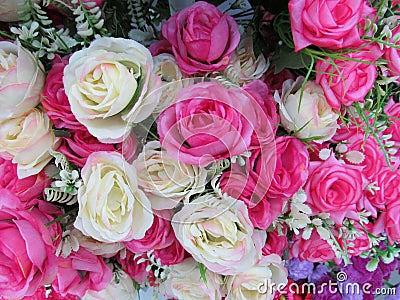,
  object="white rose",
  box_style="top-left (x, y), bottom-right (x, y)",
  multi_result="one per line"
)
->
top-left (222, 32), bottom-right (269, 85)
top-left (0, 0), bottom-right (39, 22)
top-left (83, 269), bottom-right (138, 300)
top-left (63, 37), bottom-right (161, 143)
top-left (74, 151), bottom-right (153, 243)
top-left (0, 108), bottom-right (56, 178)
top-left (172, 194), bottom-right (260, 275)
top-left (134, 141), bottom-right (207, 210)
top-left (162, 258), bottom-right (224, 300)
top-left (0, 41), bottom-right (45, 121)
top-left (152, 54), bottom-right (193, 114)
top-left (275, 77), bottom-right (339, 142)
top-left (225, 254), bottom-right (288, 300)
